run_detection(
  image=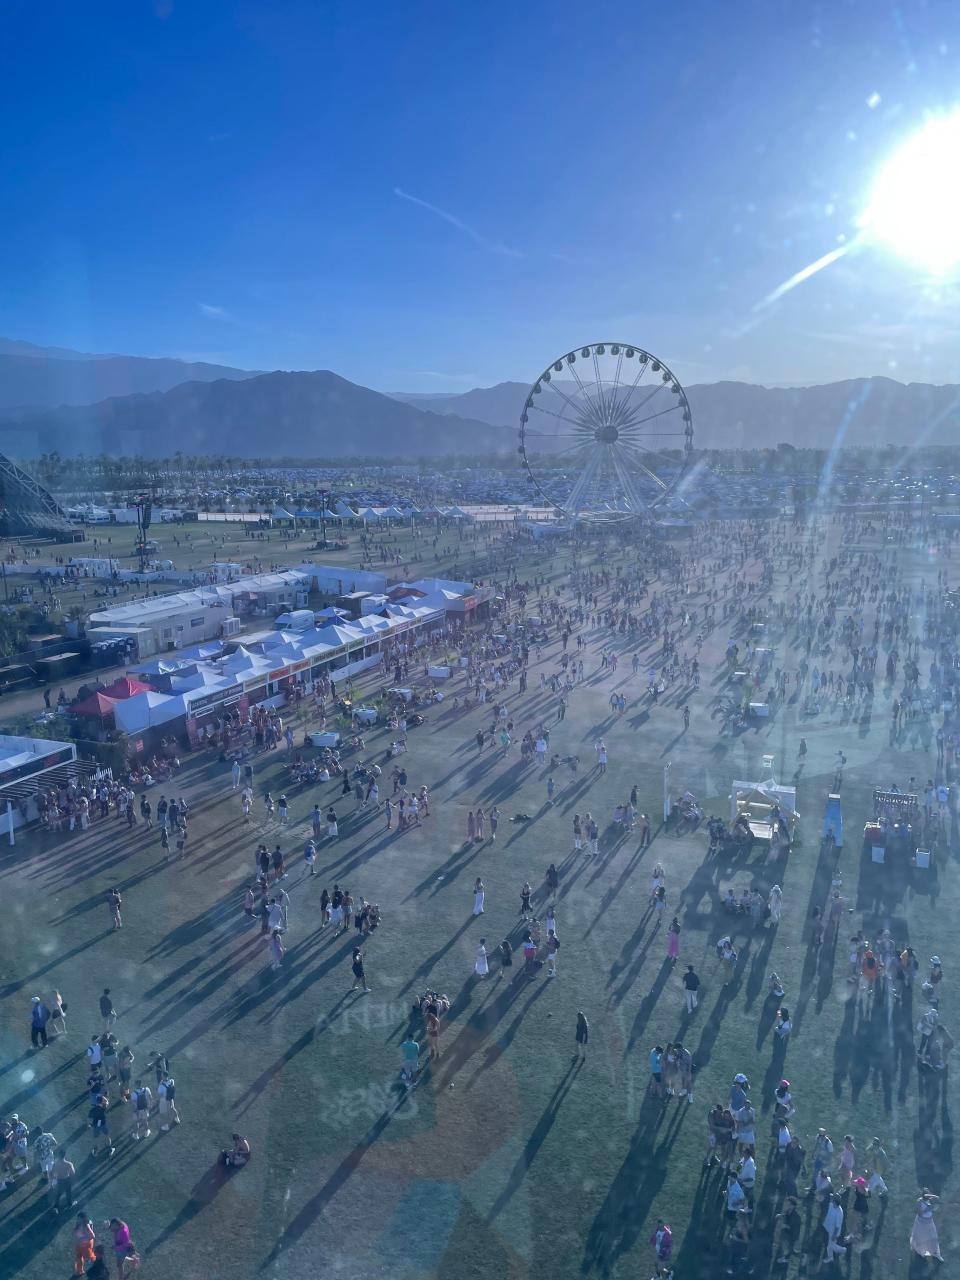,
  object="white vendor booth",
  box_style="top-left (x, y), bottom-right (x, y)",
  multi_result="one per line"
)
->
top-left (730, 778), bottom-right (798, 841)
